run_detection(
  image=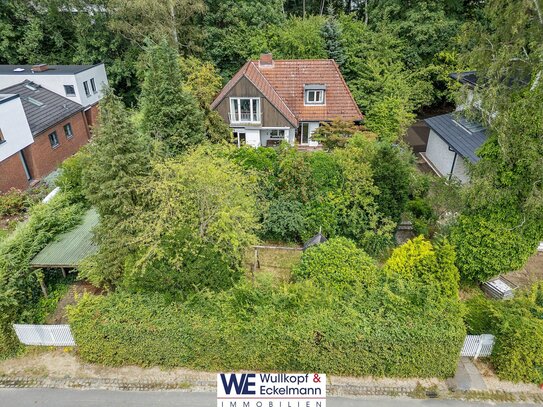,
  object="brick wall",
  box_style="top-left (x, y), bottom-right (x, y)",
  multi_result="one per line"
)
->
top-left (0, 151), bottom-right (30, 193)
top-left (84, 104), bottom-right (99, 130)
top-left (24, 111), bottom-right (90, 180)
